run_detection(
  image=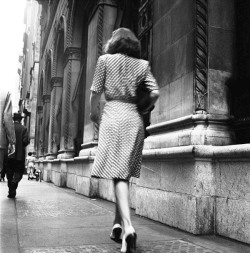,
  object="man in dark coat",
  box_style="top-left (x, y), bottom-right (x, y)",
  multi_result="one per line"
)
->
top-left (7, 113), bottom-right (29, 198)
top-left (0, 91), bottom-right (15, 181)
